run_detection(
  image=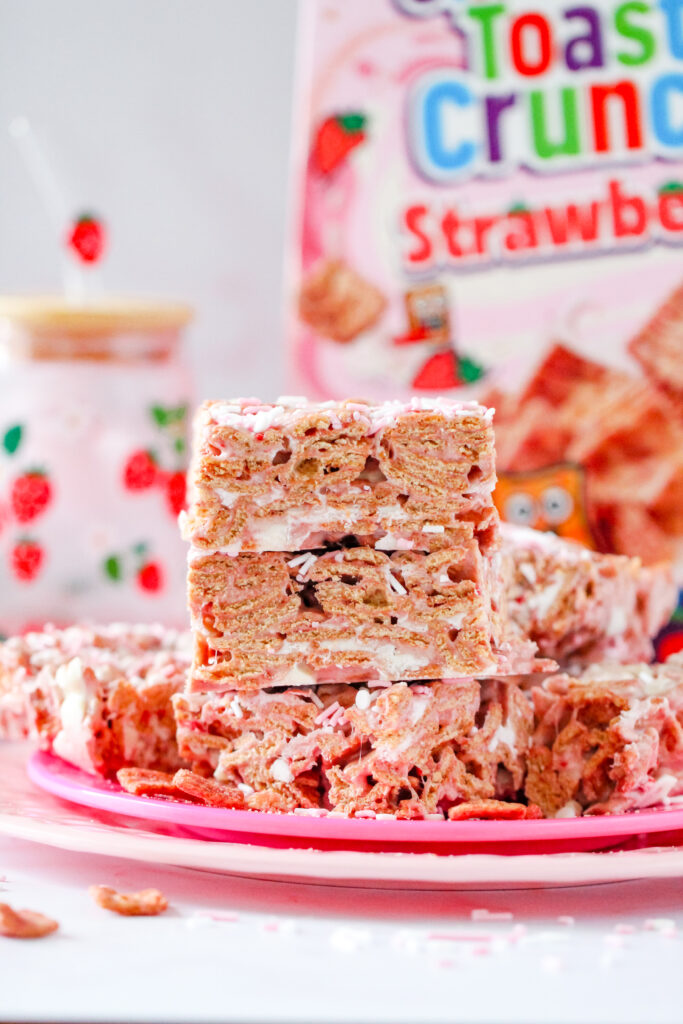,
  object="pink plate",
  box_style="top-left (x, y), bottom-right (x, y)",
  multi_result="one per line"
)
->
top-left (27, 750), bottom-right (683, 855)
